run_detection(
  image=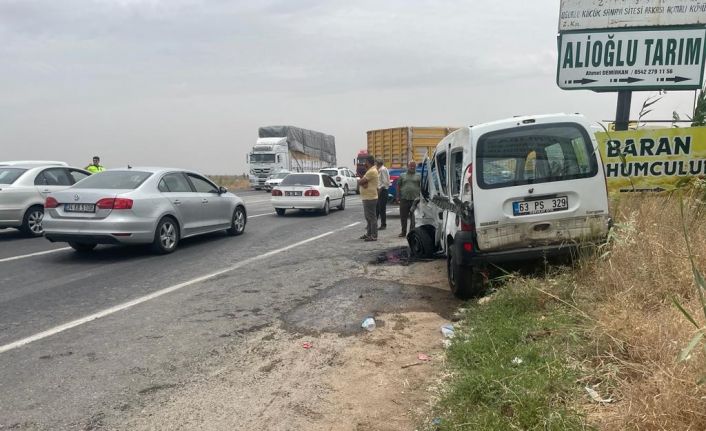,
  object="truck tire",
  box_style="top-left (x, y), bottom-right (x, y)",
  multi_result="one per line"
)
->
top-left (447, 246), bottom-right (484, 299)
top-left (407, 227), bottom-right (434, 258)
